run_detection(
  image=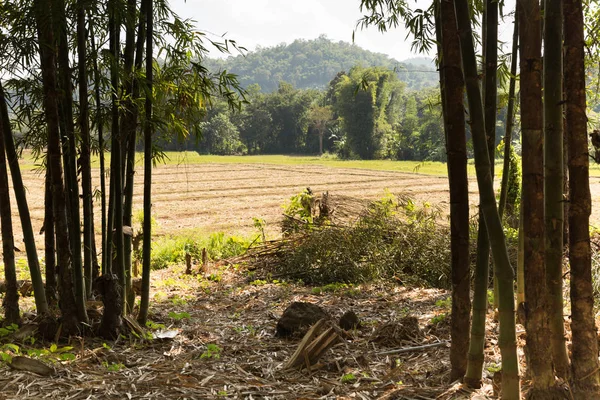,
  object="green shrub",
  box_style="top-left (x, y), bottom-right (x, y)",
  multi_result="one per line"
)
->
top-left (273, 193), bottom-right (452, 288)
